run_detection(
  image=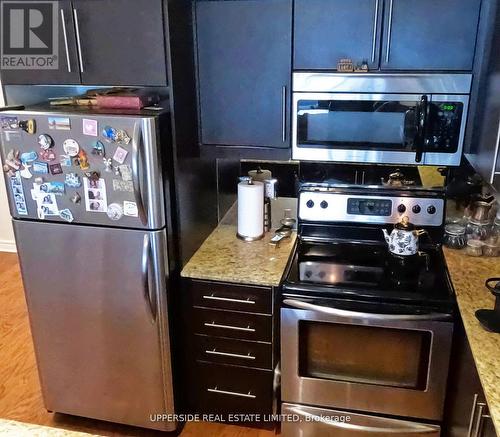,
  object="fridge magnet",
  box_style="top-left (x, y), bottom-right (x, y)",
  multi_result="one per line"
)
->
top-left (112, 146), bottom-right (128, 164)
top-left (83, 177), bottom-right (108, 213)
top-left (38, 181), bottom-right (65, 196)
top-left (20, 164), bottom-right (32, 179)
top-left (1, 116), bottom-right (18, 130)
top-left (91, 140), bottom-right (105, 157)
top-left (34, 177), bottom-right (44, 185)
top-left (37, 134), bottom-right (54, 150)
top-left (32, 161), bottom-right (49, 174)
top-left (84, 171), bottom-right (100, 184)
top-left (78, 149), bottom-right (90, 170)
top-left (103, 158), bottom-right (113, 172)
top-left (36, 194), bottom-right (59, 219)
top-left (3, 149), bottom-right (21, 176)
top-left (102, 126), bottom-right (130, 145)
top-left (65, 173), bottom-right (82, 188)
top-left (123, 201), bottom-right (138, 218)
top-left (59, 154), bottom-right (72, 167)
top-left (18, 119), bottom-right (36, 134)
top-left (49, 163), bottom-right (63, 175)
top-left (72, 157), bottom-right (80, 167)
top-left (112, 179), bottom-right (133, 192)
top-left (82, 119), bottom-right (98, 137)
top-left (9, 172), bottom-right (28, 215)
top-left (59, 209), bottom-right (74, 223)
top-left (62, 138), bottom-right (80, 157)
top-left (106, 203), bottom-right (123, 221)
top-left (20, 151), bottom-right (38, 164)
top-left (117, 164), bottom-right (132, 181)
top-left (48, 116), bottom-right (70, 130)
top-left (70, 192), bottom-right (81, 204)
top-left (39, 148), bottom-right (56, 162)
